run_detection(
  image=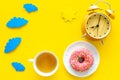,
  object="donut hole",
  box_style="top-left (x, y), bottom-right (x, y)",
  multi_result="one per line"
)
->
top-left (78, 57), bottom-right (85, 63)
